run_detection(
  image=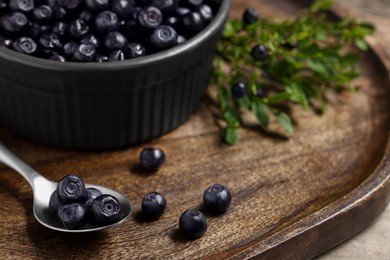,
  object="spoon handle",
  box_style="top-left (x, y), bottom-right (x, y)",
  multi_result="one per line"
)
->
top-left (0, 141), bottom-right (41, 189)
